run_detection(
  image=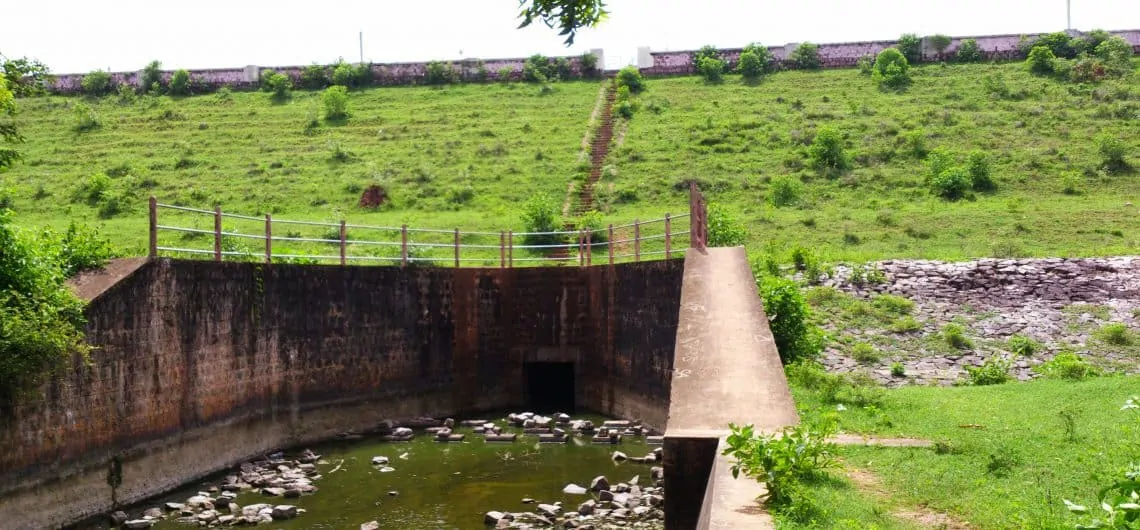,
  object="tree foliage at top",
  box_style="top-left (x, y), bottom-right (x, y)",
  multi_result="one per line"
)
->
top-left (0, 77), bottom-right (21, 170)
top-left (517, 0), bottom-right (607, 45)
top-left (2, 55), bottom-right (52, 97)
